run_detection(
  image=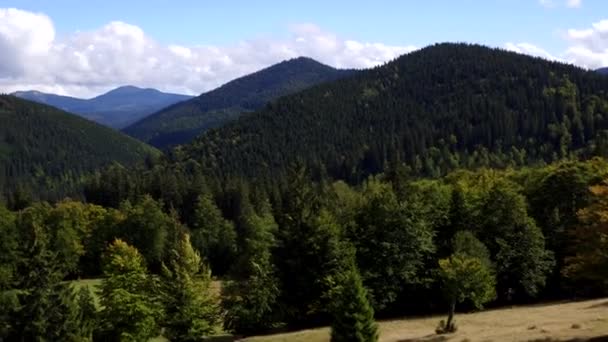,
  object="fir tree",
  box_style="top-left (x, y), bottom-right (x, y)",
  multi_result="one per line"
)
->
top-left (329, 264), bottom-right (378, 342)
